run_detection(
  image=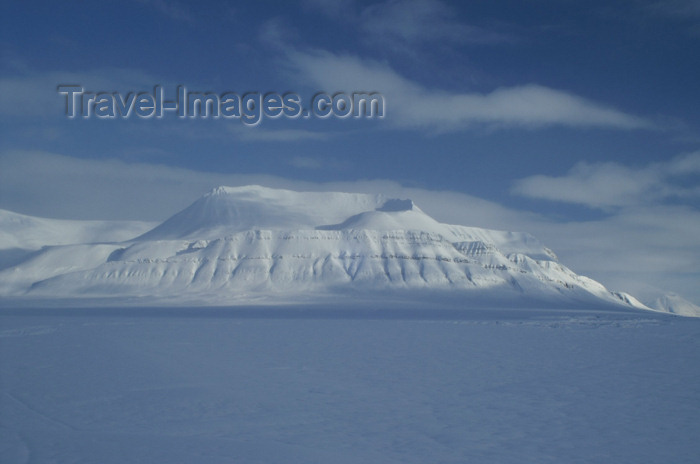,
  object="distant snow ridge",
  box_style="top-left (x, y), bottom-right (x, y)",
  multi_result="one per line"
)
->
top-left (0, 209), bottom-right (155, 274)
top-left (651, 294), bottom-right (700, 317)
top-left (0, 209), bottom-right (154, 251)
top-left (0, 185), bottom-right (687, 313)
